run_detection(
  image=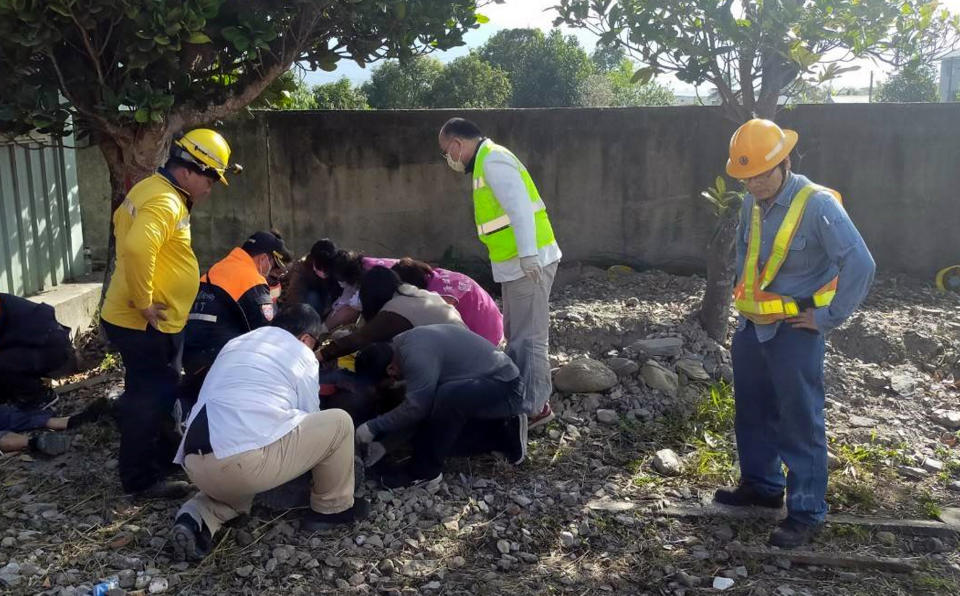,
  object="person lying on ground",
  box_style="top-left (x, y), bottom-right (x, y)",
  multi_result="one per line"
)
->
top-left (0, 398), bottom-right (111, 456)
top-left (391, 257), bottom-right (503, 346)
top-left (322, 250), bottom-right (399, 331)
top-left (353, 324), bottom-right (527, 489)
top-left (169, 304), bottom-right (368, 563)
top-left (0, 292), bottom-right (76, 408)
top-left (317, 267), bottom-right (465, 365)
